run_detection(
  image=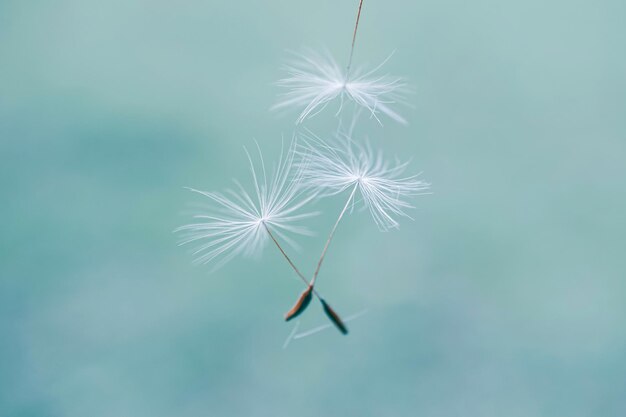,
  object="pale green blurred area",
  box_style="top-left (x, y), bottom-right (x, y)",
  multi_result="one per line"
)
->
top-left (1, 0), bottom-right (625, 415)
